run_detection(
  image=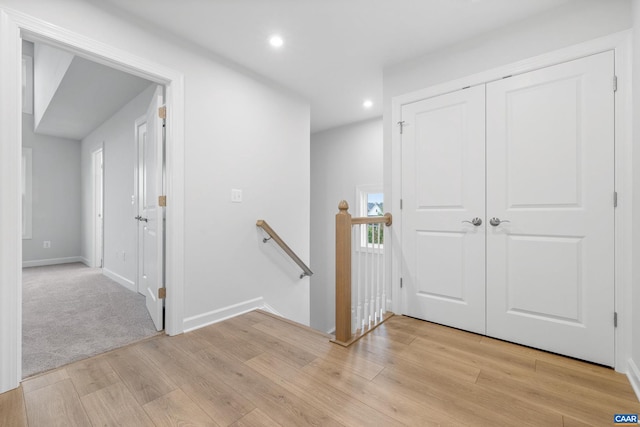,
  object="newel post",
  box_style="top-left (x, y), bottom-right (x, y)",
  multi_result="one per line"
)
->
top-left (335, 200), bottom-right (352, 343)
